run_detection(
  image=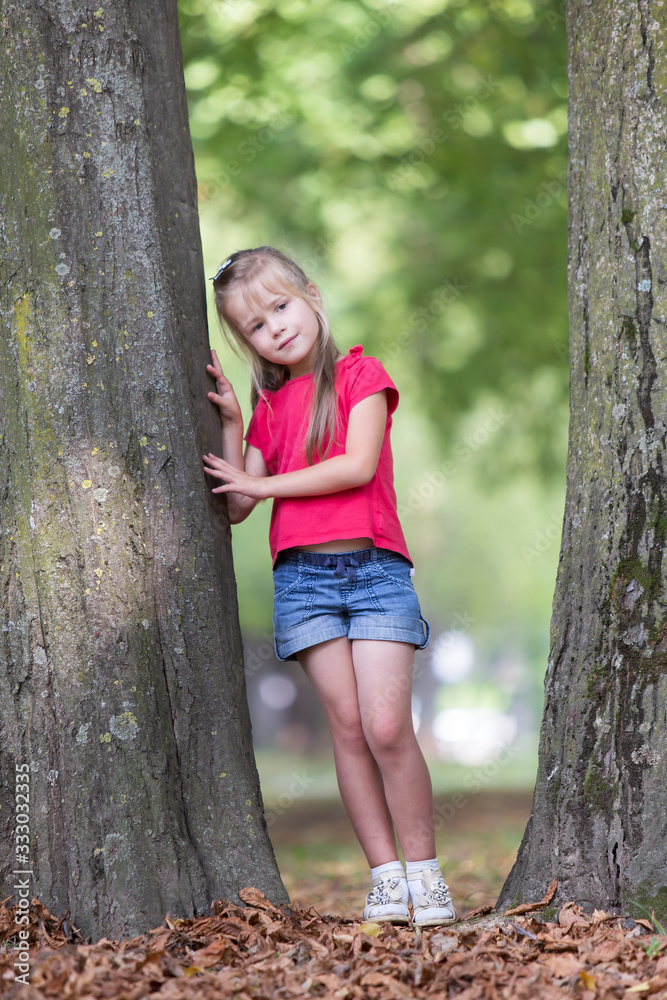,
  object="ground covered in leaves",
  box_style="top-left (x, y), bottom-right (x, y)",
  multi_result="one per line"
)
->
top-left (1, 887), bottom-right (666, 999)
top-left (2, 792), bottom-right (665, 997)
